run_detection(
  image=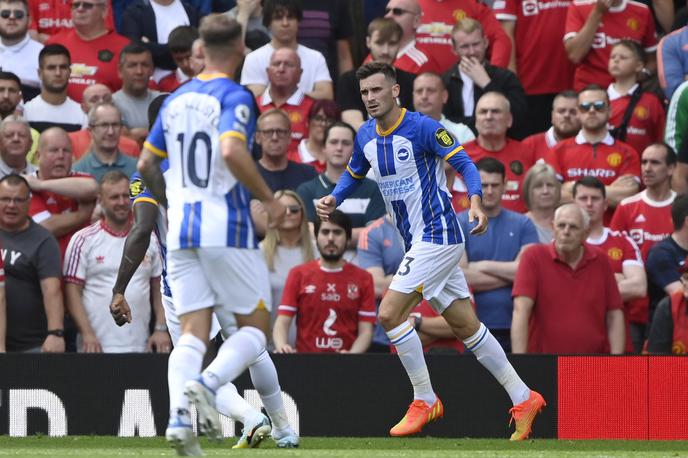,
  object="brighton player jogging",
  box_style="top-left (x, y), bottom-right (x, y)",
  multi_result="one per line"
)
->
top-left (316, 62), bottom-right (545, 440)
top-left (109, 161), bottom-right (298, 450)
top-left (136, 14), bottom-right (287, 456)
